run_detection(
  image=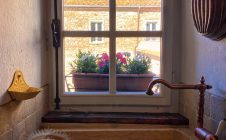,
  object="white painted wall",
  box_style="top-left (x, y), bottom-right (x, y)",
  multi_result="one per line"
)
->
top-left (181, 0), bottom-right (226, 98)
top-left (0, 0), bottom-right (48, 105)
top-left (0, 0), bottom-right (50, 139)
top-left (180, 0), bottom-right (226, 132)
